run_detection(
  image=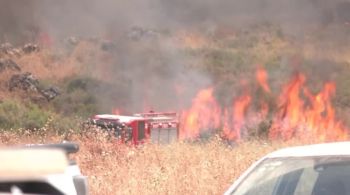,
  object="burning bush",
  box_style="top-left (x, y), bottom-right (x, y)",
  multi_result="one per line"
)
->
top-left (179, 66), bottom-right (349, 143)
